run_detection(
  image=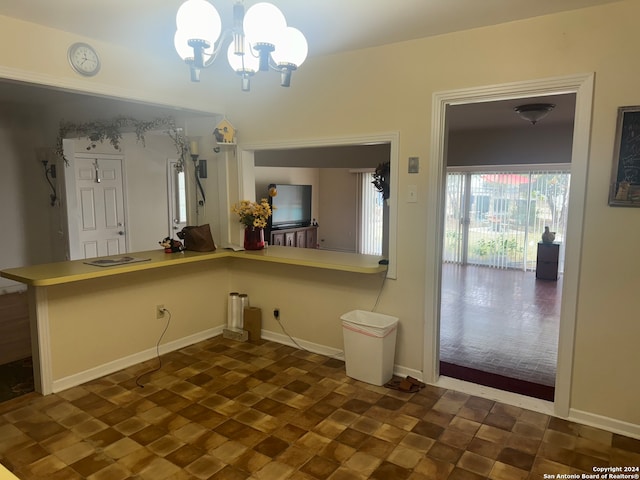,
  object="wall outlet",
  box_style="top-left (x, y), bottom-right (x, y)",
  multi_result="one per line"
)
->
top-left (156, 304), bottom-right (165, 319)
top-left (273, 308), bottom-right (280, 320)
